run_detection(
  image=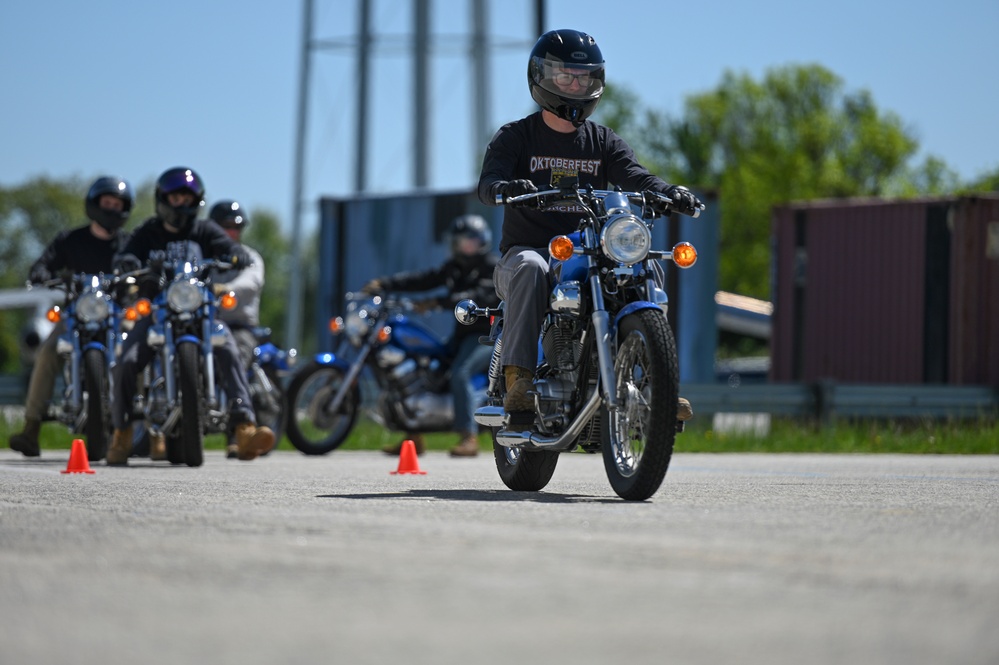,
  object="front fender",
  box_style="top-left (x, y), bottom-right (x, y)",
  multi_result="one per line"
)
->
top-left (613, 301), bottom-right (665, 330)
